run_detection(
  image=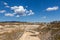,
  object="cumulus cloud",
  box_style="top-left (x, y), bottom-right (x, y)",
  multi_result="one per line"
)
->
top-left (11, 6), bottom-right (26, 14)
top-left (28, 10), bottom-right (34, 15)
top-left (46, 6), bottom-right (59, 11)
top-left (5, 13), bottom-right (14, 16)
top-left (11, 6), bottom-right (34, 16)
top-left (3, 3), bottom-right (35, 17)
top-left (0, 10), bottom-right (6, 13)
